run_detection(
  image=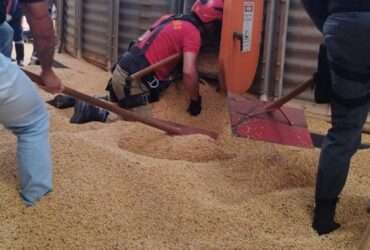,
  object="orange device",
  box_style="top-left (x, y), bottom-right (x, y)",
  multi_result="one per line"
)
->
top-left (219, 0), bottom-right (264, 94)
